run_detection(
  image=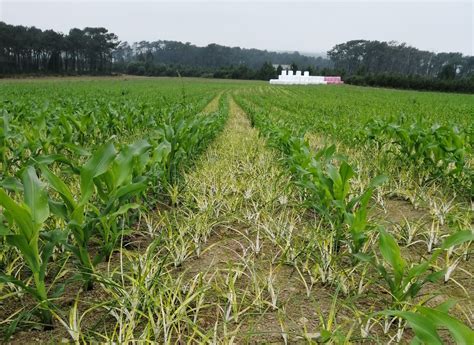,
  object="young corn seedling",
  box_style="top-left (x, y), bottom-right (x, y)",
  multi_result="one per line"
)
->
top-left (89, 139), bottom-right (152, 259)
top-left (429, 196), bottom-right (456, 227)
top-left (286, 122), bottom-right (384, 254)
top-left (312, 286), bottom-right (354, 343)
top-left (223, 269), bottom-right (242, 323)
top-left (39, 142), bottom-right (117, 289)
top-left (426, 219), bottom-right (441, 253)
top-left (254, 113), bottom-right (387, 256)
top-left (355, 228), bottom-right (474, 308)
top-left (313, 231), bottom-right (336, 285)
top-left (0, 110), bottom-right (12, 176)
top-left (396, 216), bottom-right (425, 247)
top-left (266, 265), bottom-right (278, 310)
top-left (381, 300), bottom-right (474, 345)
top-left (41, 140), bottom-right (151, 288)
top-left (0, 166), bottom-right (66, 328)
top-left (344, 182), bottom-right (379, 255)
